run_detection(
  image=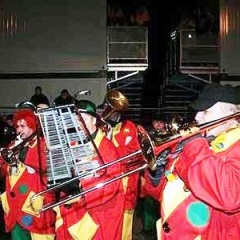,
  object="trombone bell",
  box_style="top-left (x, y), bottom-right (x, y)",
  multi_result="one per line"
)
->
top-left (101, 90), bottom-right (129, 119)
top-left (137, 125), bottom-right (156, 170)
